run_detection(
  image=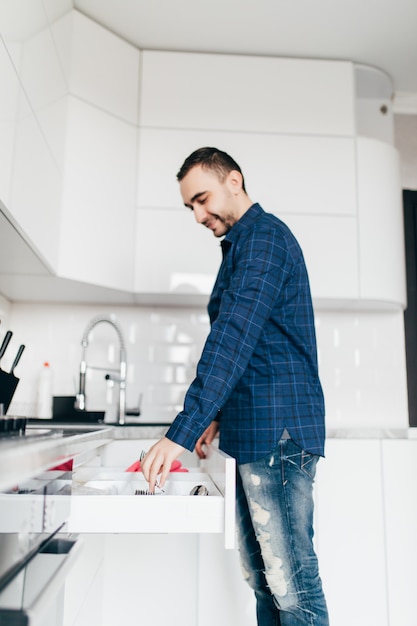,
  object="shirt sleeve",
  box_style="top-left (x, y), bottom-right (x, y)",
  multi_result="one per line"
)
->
top-left (165, 224), bottom-right (294, 451)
